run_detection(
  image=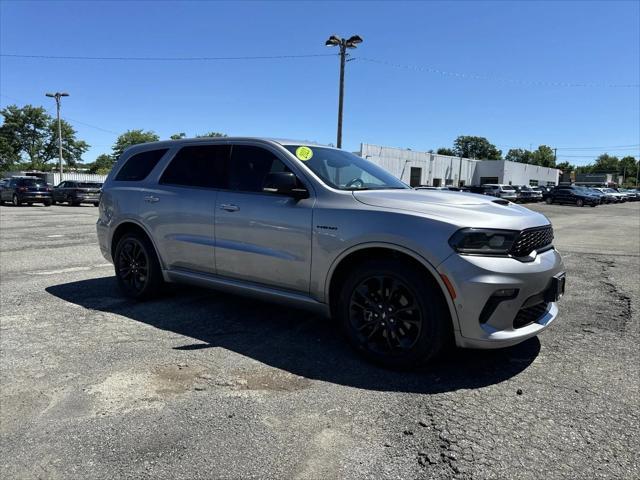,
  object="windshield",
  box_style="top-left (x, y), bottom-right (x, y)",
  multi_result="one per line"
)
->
top-left (283, 145), bottom-right (409, 190)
